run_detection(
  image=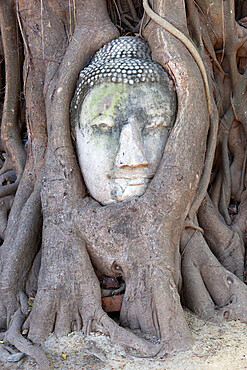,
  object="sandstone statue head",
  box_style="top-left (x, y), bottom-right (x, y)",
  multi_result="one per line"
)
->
top-left (71, 37), bottom-right (177, 205)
